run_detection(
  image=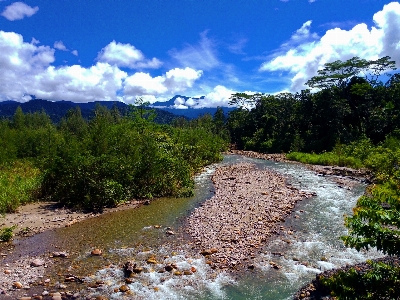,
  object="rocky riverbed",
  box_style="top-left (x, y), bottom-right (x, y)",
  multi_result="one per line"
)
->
top-left (186, 162), bottom-right (315, 270)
